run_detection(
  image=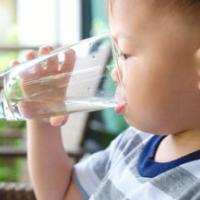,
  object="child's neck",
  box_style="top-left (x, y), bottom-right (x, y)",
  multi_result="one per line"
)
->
top-left (154, 129), bottom-right (200, 163)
